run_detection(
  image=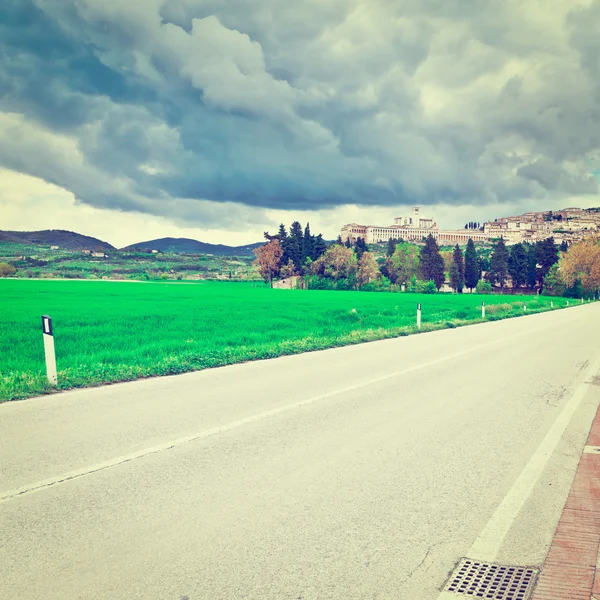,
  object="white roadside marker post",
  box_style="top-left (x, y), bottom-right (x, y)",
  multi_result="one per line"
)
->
top-left (42, 315), bottom-right (57, 386)
top-left (482, 301), bottom-right (485, 319)
top-left (551, 300), bottom-right (554, 309)
top-left (417, 303), bottom-right (421, 329)
top-left (582, 298), bottom-right (584, 304)
top-left (524, 302), bottom-right (527, 312)
top-left (567, 300), bottom-right (569, 306)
